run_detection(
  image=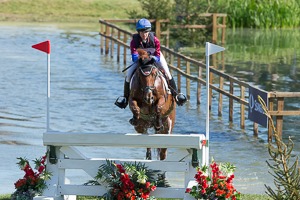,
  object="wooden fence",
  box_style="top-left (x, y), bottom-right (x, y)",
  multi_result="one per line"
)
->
top-left (34, 132), bottom-right (206, 199)
top-left (102, 14), bottom-right (227, 47)
top-left (98, 18), bottom-right (300, 141)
